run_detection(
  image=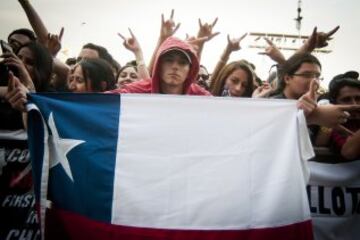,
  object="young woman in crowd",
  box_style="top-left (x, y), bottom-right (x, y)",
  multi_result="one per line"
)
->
top-left (116, 63), bottom-right (139, 88)
top-left (67, 58), bottom-right (116, 93)
top-left (1, 41), bottom-right (53, 125)
top-left (211, 60), bottom-right (254, 97)
top-left (208, 34), bottom-right (255, 98)
top-left (0, 33), bottom-right (55, 239)
top-left (2, 41), bottom-right (53, 92)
